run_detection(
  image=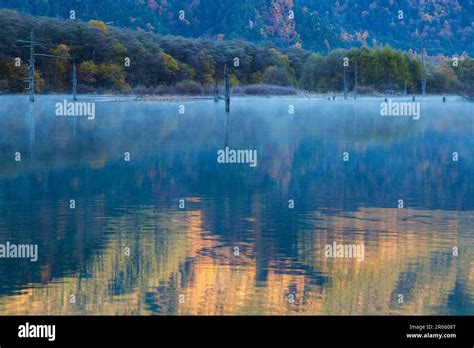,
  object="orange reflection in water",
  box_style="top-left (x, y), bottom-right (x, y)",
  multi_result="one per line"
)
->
top-left (0, 207), bottom-right (472, 315)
